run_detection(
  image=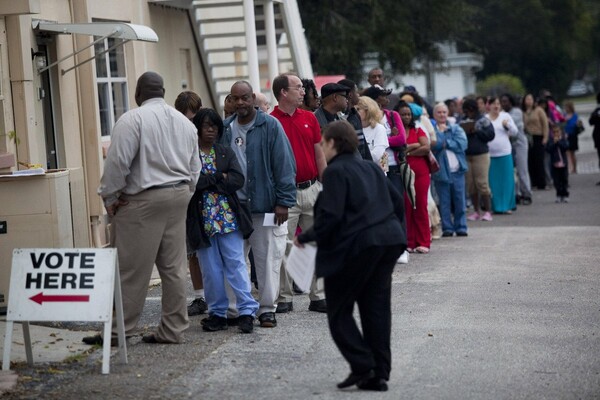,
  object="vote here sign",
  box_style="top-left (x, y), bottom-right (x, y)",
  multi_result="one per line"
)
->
top-left (6, 249), bottom-right (117, 322)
